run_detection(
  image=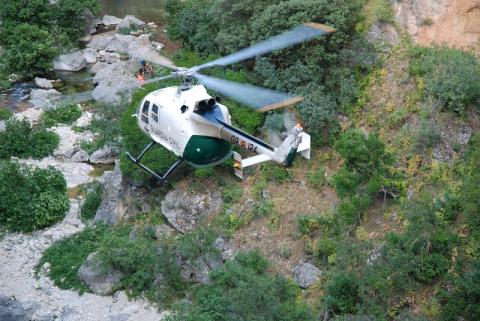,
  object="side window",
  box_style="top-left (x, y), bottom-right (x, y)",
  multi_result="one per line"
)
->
top-left (152, 104), bottom-right (159, 122)
top-left (141, 100), bottom-right (150, 124)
